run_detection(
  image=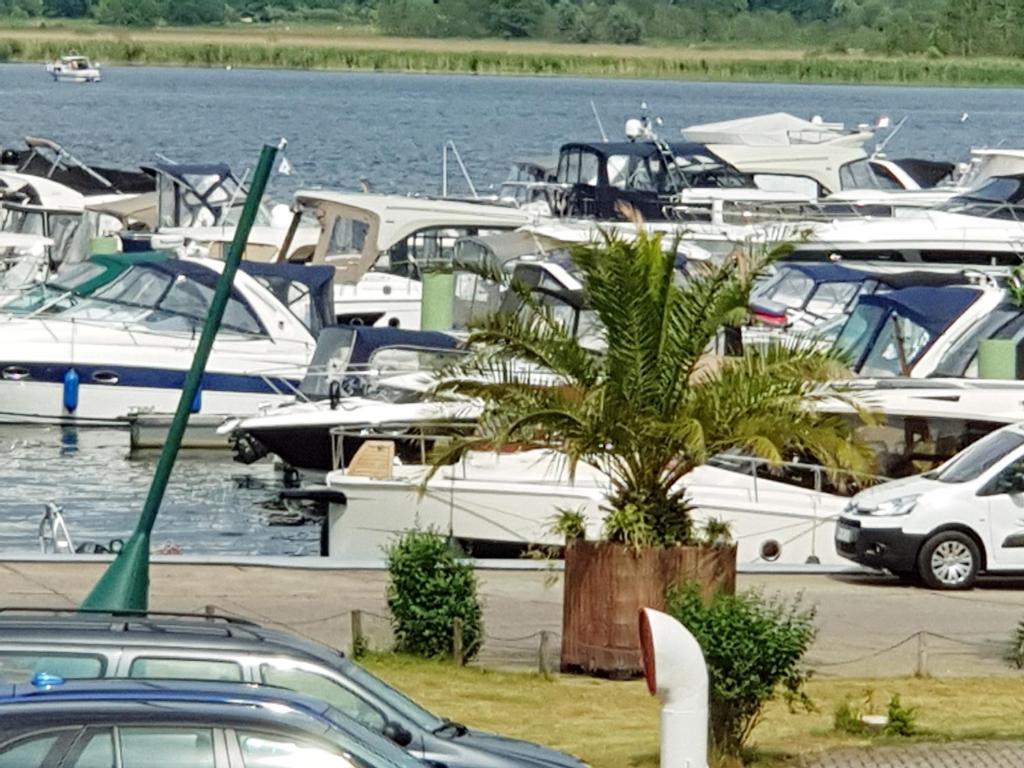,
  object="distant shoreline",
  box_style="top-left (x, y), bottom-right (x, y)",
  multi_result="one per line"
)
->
top-left (4, 26), bottom-right (1024, 87)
